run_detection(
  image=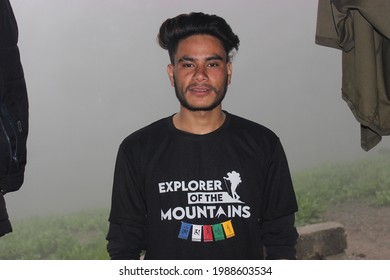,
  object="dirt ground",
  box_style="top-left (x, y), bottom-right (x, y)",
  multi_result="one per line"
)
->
top-left (323, 201), bottom-right (390, 260)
